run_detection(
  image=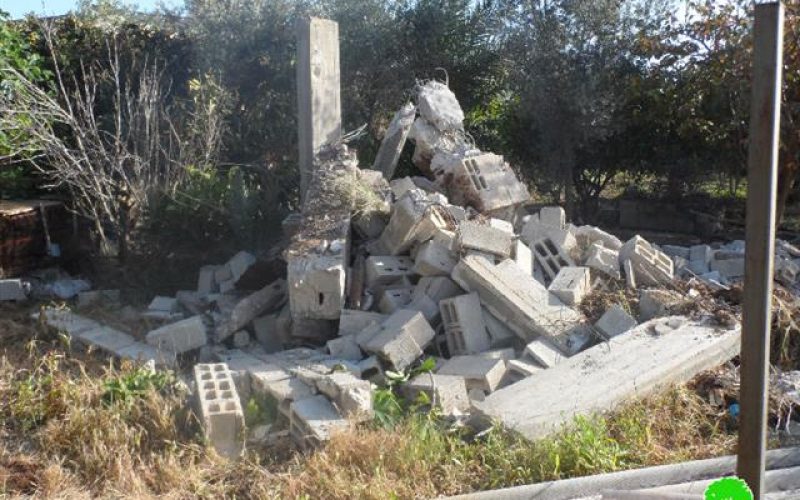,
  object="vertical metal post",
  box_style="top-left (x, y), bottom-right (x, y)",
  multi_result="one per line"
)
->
top-left (737, 2), bottom-right (784, 497)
